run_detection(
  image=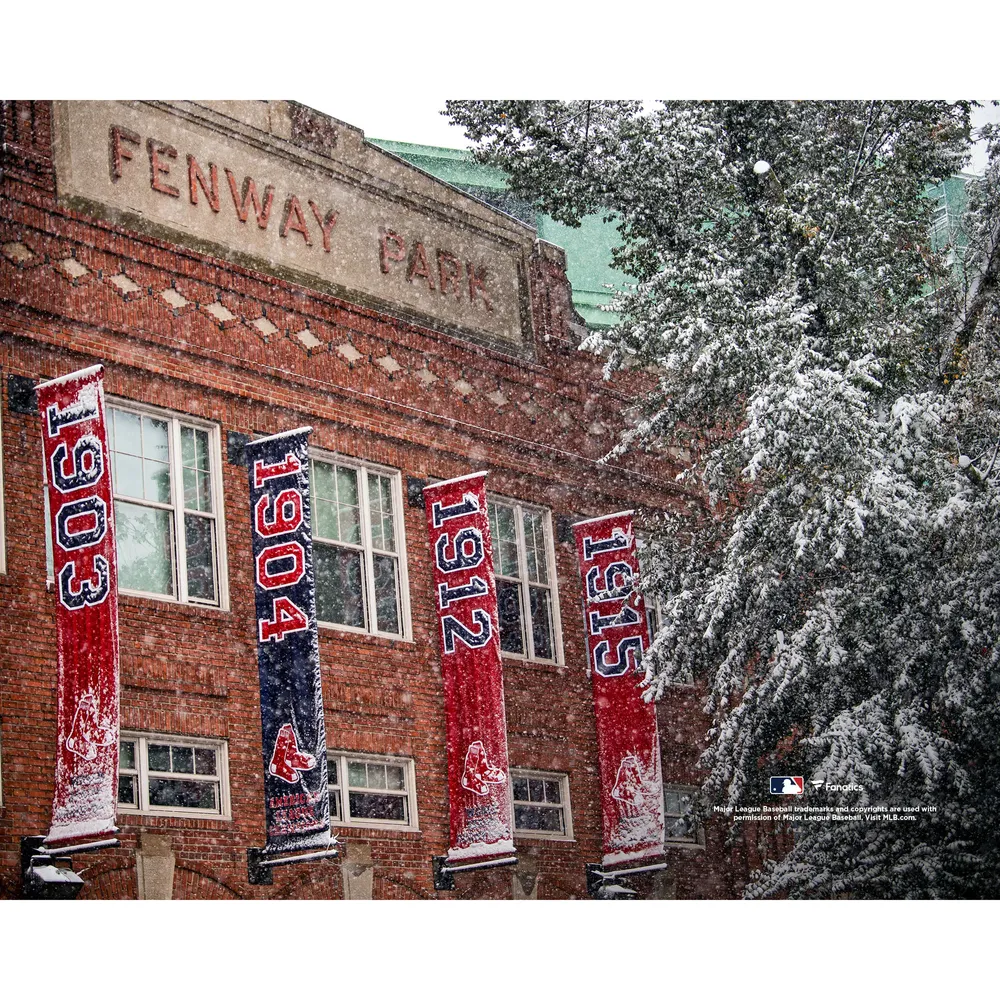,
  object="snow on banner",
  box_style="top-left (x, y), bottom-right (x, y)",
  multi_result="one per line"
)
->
top-left (37, 366), bottom-right (120, 845)
top-left (246, 429), bottom-right (331, 854)
top-left (424, 473), bottom-right (514, 861)
top-left (573, 512), bottom-right (665, 866)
